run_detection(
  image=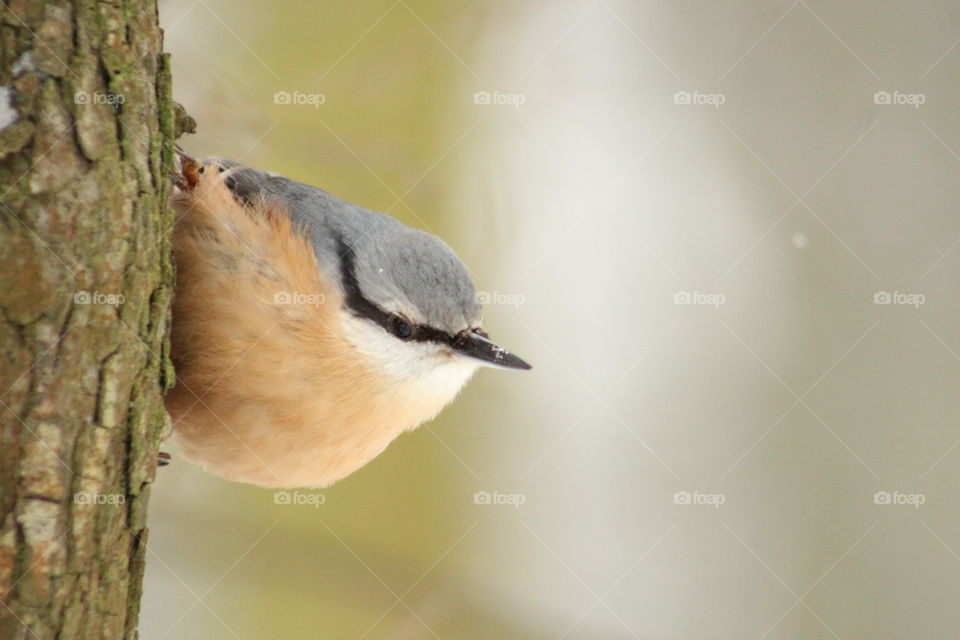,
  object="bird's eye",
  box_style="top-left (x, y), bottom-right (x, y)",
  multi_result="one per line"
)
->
top-left (390, 315), bottom-right (413, 339)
